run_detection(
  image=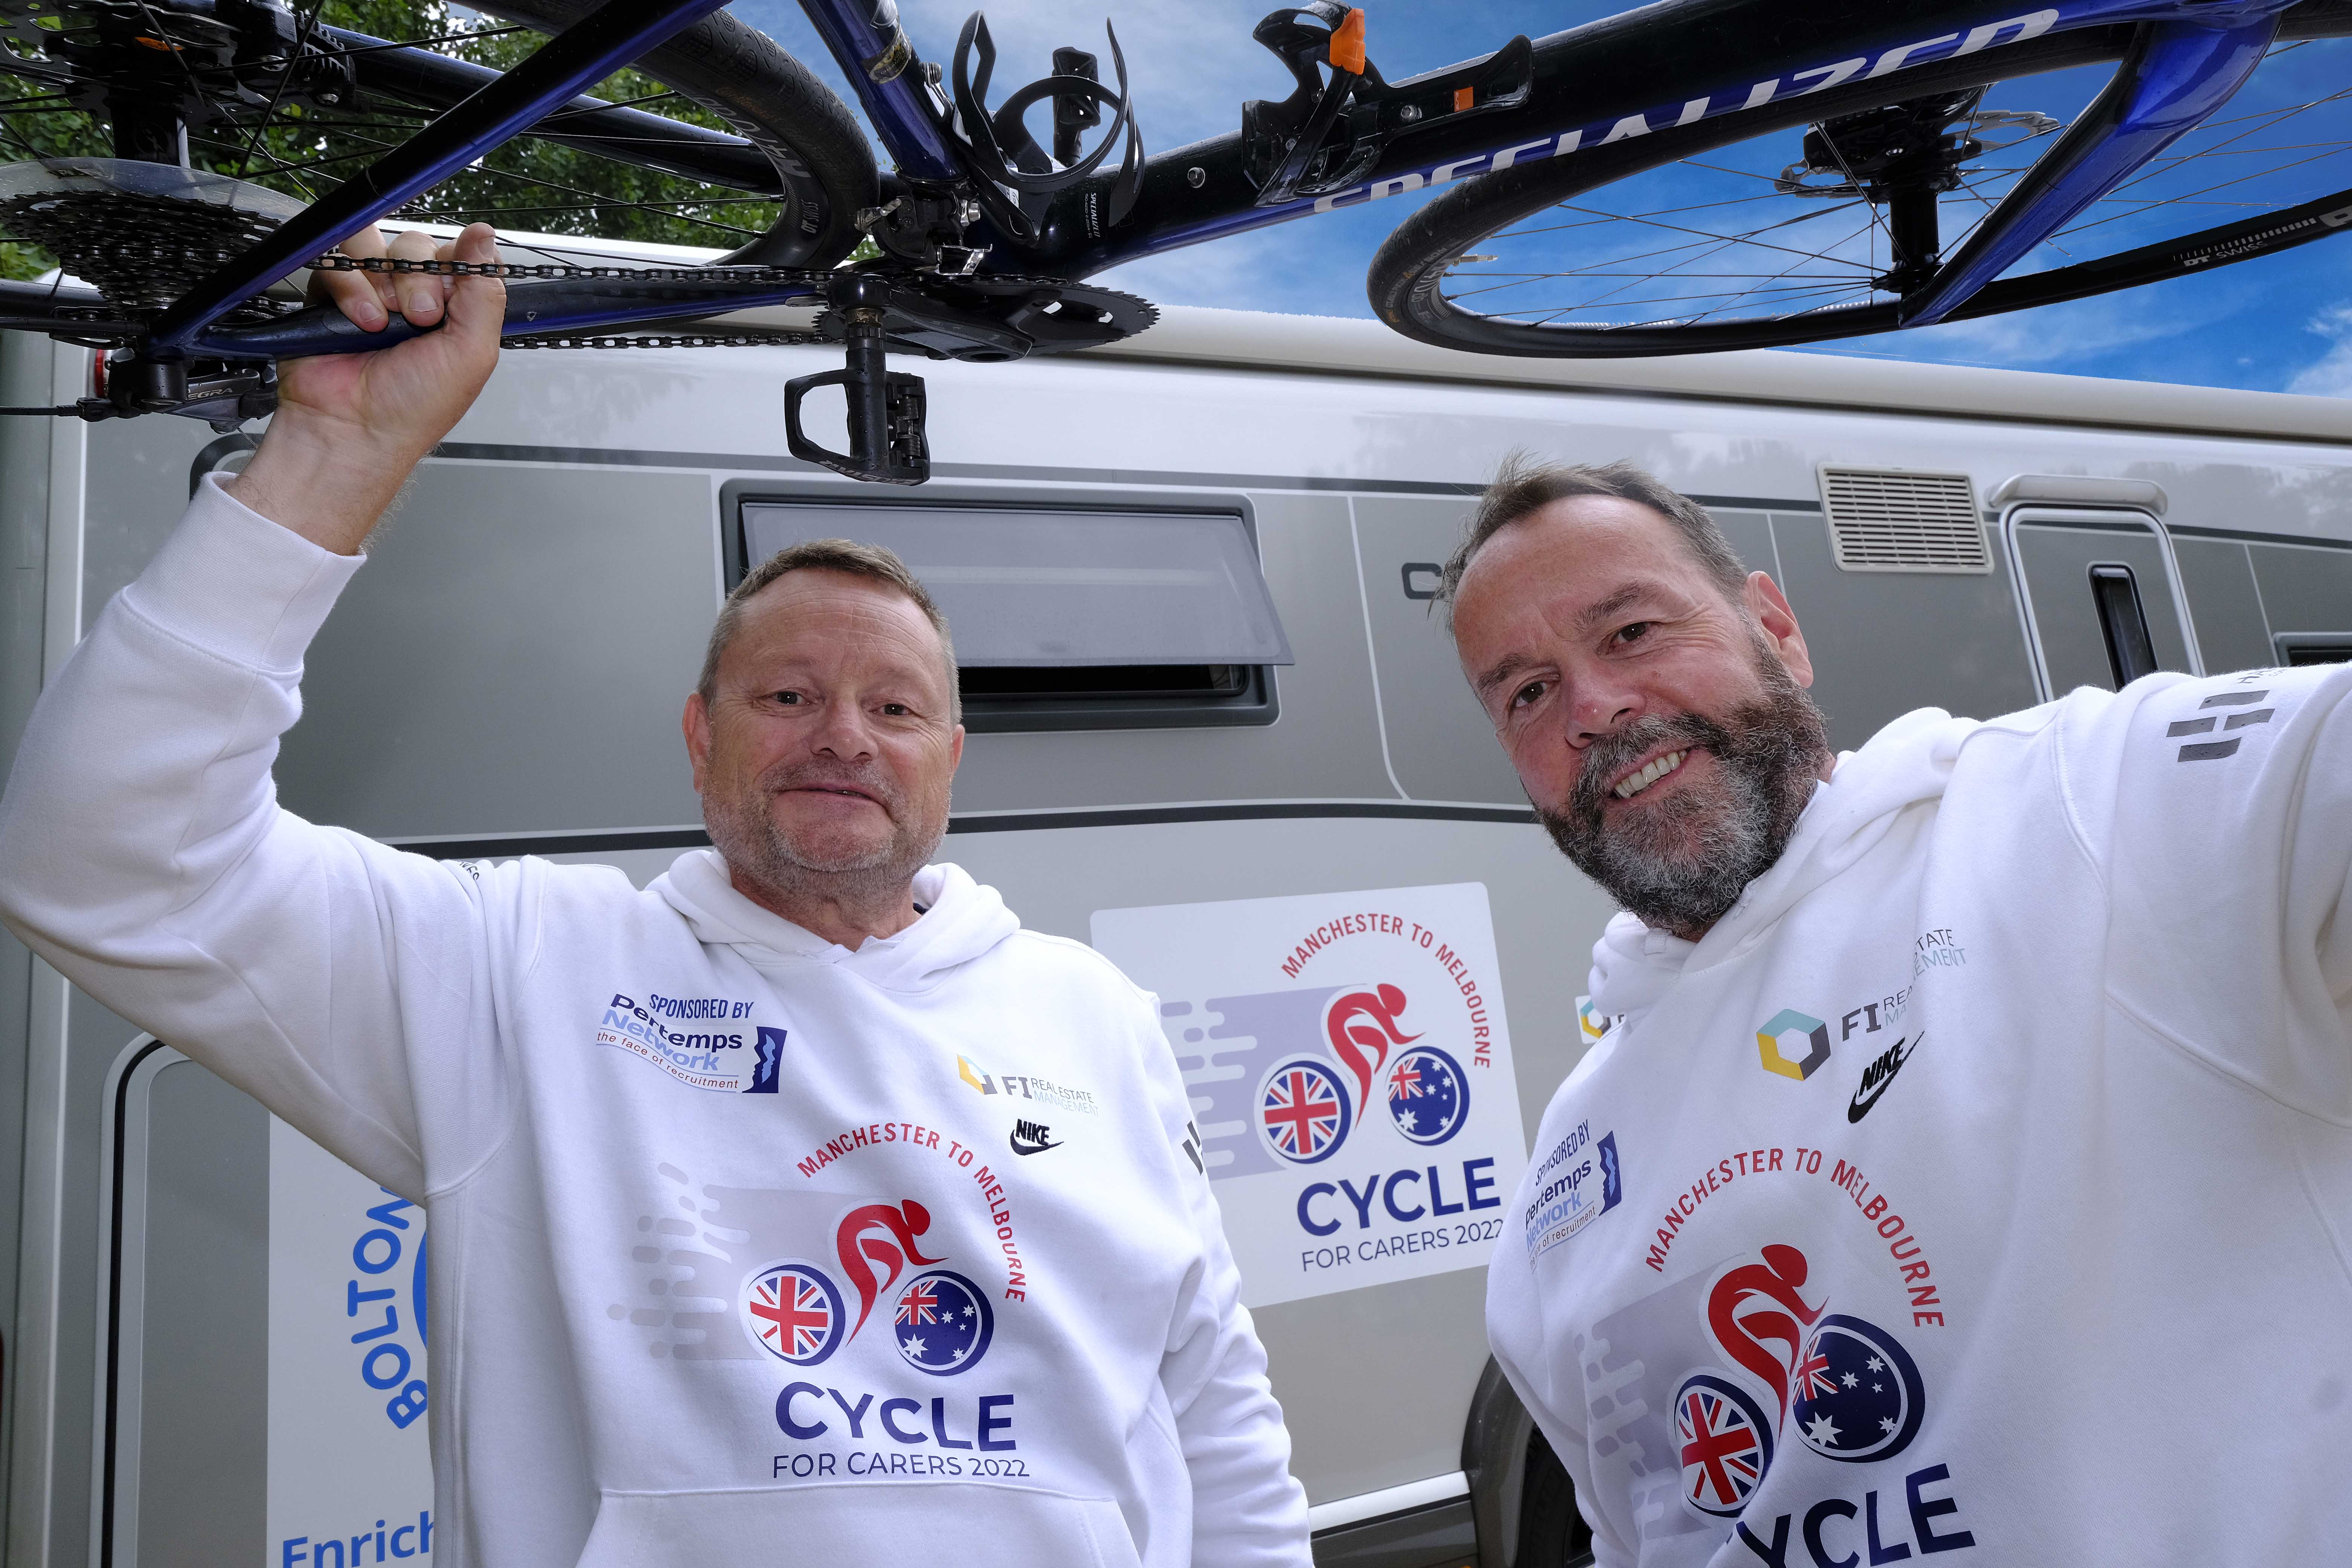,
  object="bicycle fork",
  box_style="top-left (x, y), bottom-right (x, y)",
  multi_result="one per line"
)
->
top-left (1899, 3), bottom-right (2291, 326)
